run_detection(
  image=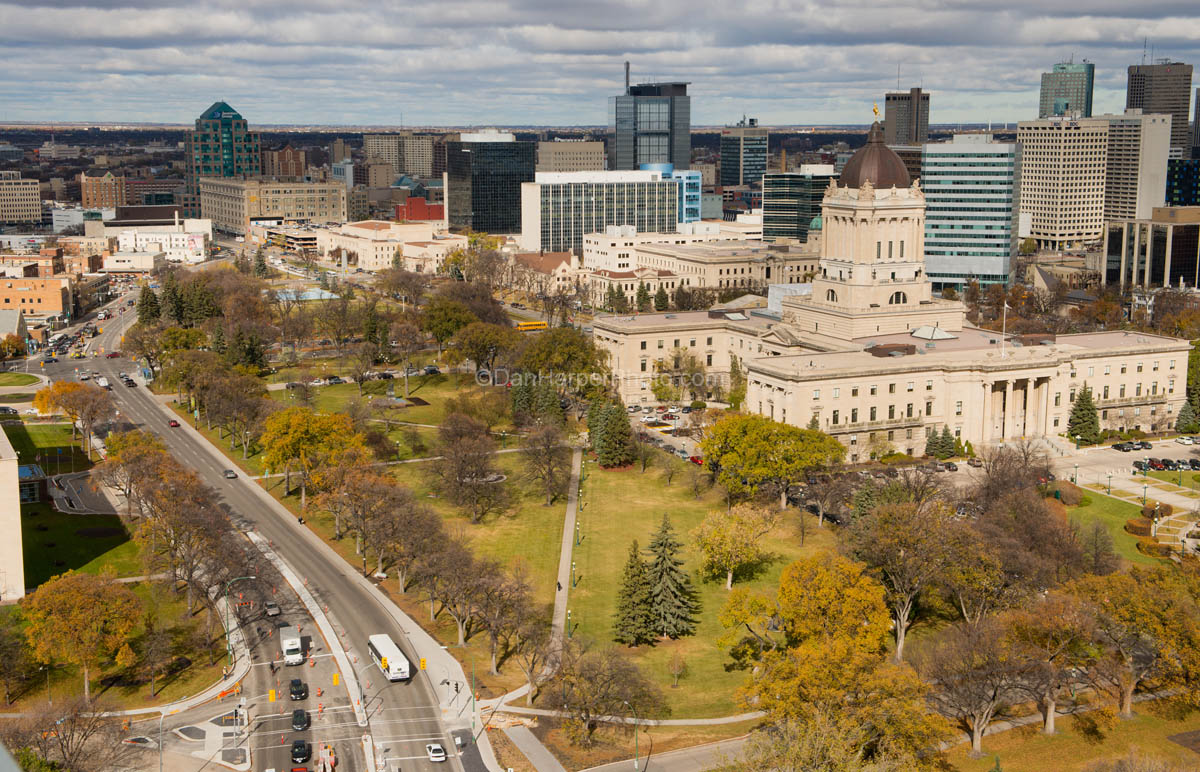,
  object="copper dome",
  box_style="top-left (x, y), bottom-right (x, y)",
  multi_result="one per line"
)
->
top-left (838, 121), bottom-right (910, 190)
